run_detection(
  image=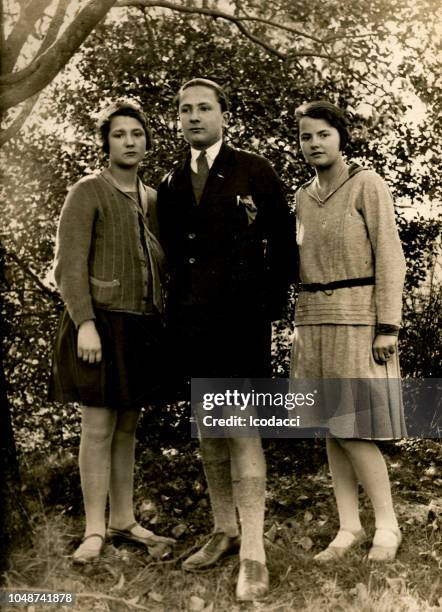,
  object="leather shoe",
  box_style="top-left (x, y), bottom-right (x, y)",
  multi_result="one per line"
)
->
top-left (182, 532), bottom-right (240, 571)
top-left (236, 559), bottom-right (269, 601)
